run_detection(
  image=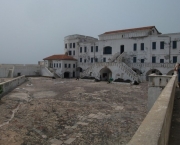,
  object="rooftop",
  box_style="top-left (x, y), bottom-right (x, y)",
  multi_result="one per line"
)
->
top-left (101, 26), bottom-right (161, 35)
top-left (43, 54), bottom-right (77, 61)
